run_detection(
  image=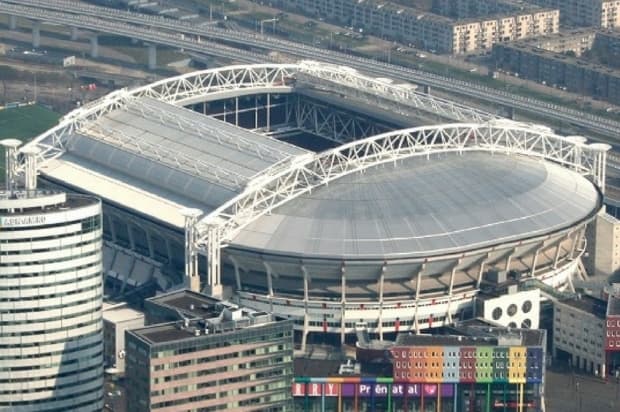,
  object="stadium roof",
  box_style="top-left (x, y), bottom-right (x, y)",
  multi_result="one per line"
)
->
top-left (40, 96), bottom-right (308, 227)
top-left (229, 151), bottom-right (600, 260)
